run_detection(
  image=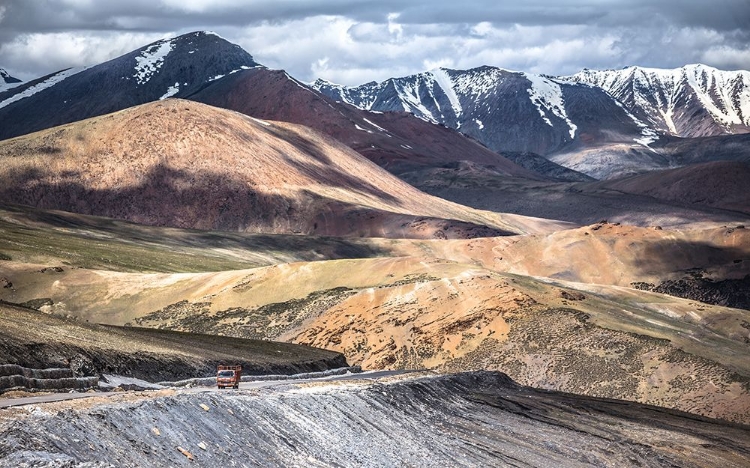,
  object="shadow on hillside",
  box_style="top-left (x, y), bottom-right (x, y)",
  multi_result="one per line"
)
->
top-left (634, 238), bottom-right (749, 275)
top-left (267, 124), bottom-right (403, 205)
top-left (629, 238), bottom-right (750, 309)
top-left (0, 164), bottom-right (509, 241)
top-left (409, 173), bottom-right (750, 227)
